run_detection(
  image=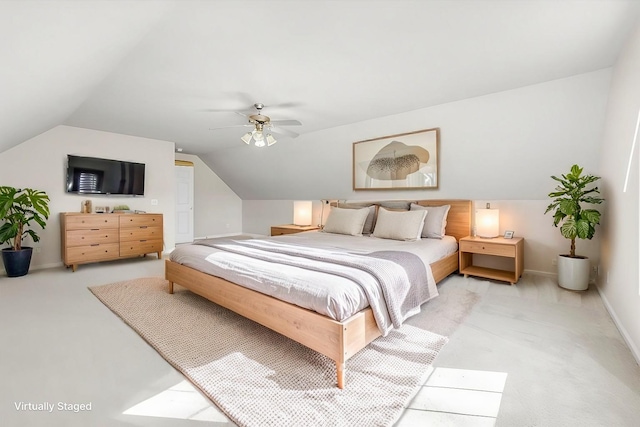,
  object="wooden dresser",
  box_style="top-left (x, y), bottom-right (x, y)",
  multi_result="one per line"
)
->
top-left (60, 213), bottom-right (163, 271)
